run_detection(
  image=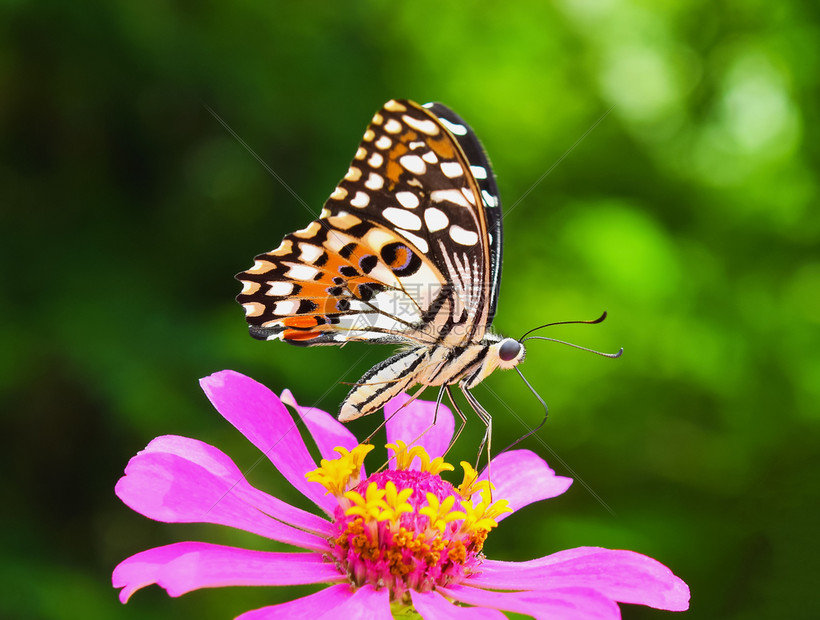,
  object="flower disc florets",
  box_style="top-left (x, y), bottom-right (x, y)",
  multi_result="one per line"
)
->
top-left (306, 441), bottom-right (511, 602)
